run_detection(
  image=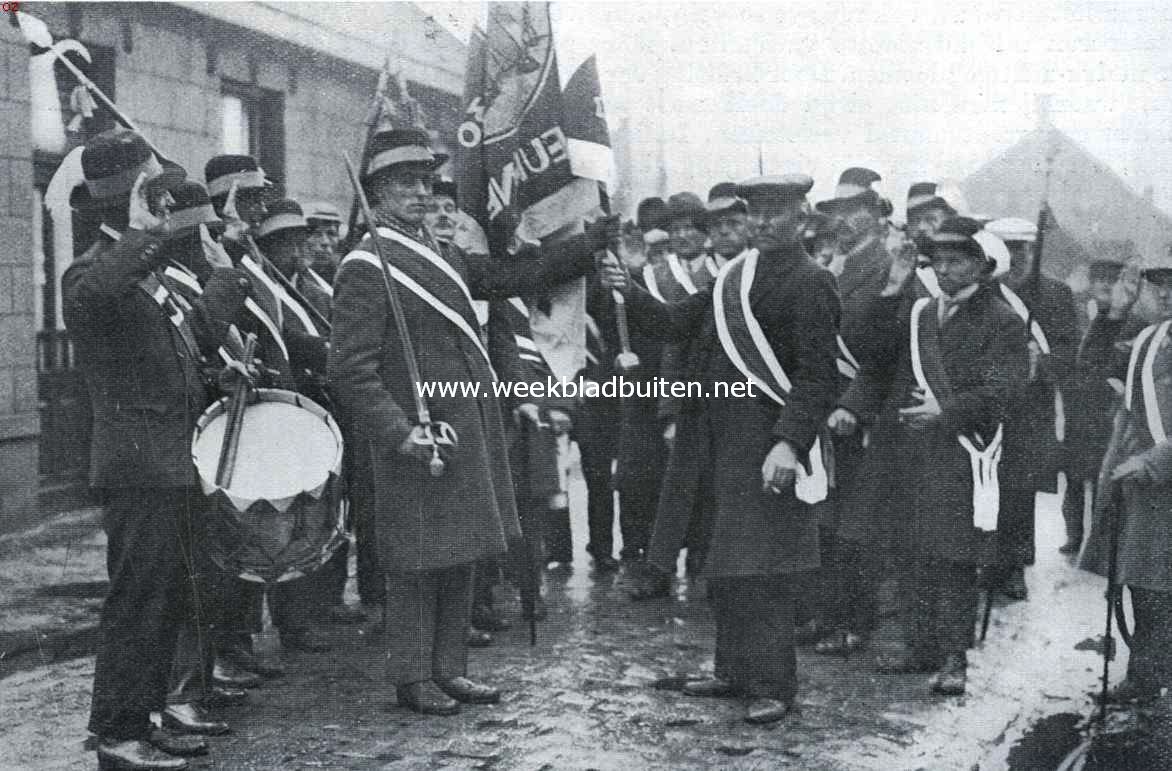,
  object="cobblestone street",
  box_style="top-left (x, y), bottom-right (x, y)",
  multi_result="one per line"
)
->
top-left (0, 474), bottom-right (1116, 770)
